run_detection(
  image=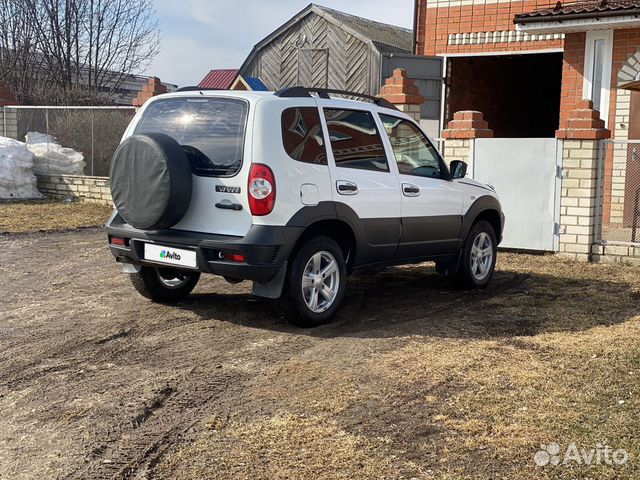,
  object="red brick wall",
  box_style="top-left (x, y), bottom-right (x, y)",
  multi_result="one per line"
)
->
top-left (133, 77), bottom-right (167, 108)
top-left (610, 28), bottom-right (640, 129)
top-left (559, 29), bottom-right (640, 131)
top-left (558, 30), bottom-right (640, 225)
top-left (417, 0), bottom-right (562, 56)
top-left (559, 32), bottom-right (586, 126)
top-left (605, 29), bottom-right (640, 222)
top-left (0, 82), bottom-right (18, 106)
